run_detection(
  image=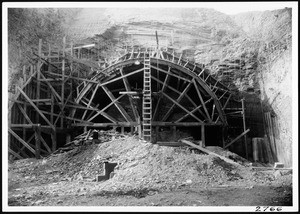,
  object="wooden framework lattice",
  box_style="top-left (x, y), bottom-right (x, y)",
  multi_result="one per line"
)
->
top-left (8, 38), bottom-right (244, 160)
